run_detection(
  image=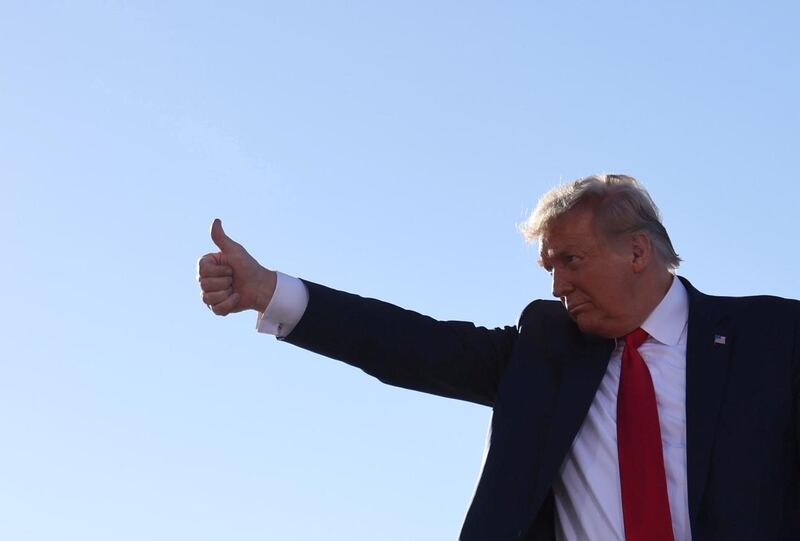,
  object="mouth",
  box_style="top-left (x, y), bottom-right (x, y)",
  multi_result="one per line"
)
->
top-left (567, 301), bottom-right (590, 316)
